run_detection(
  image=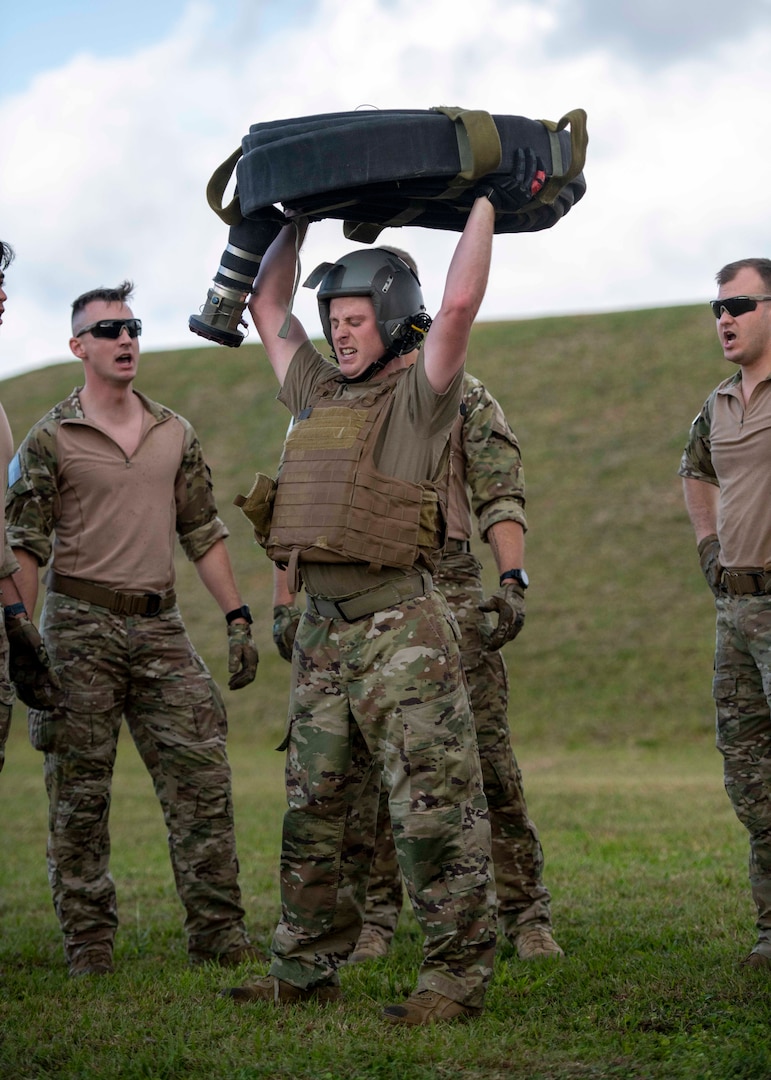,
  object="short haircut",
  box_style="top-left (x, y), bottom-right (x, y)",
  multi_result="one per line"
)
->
top-left (716, 258), bottom-right (771, 292)
top-left (0, 241), bottom-right (15, 272)
top-left (71, 280), bottom-right (135, 325)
